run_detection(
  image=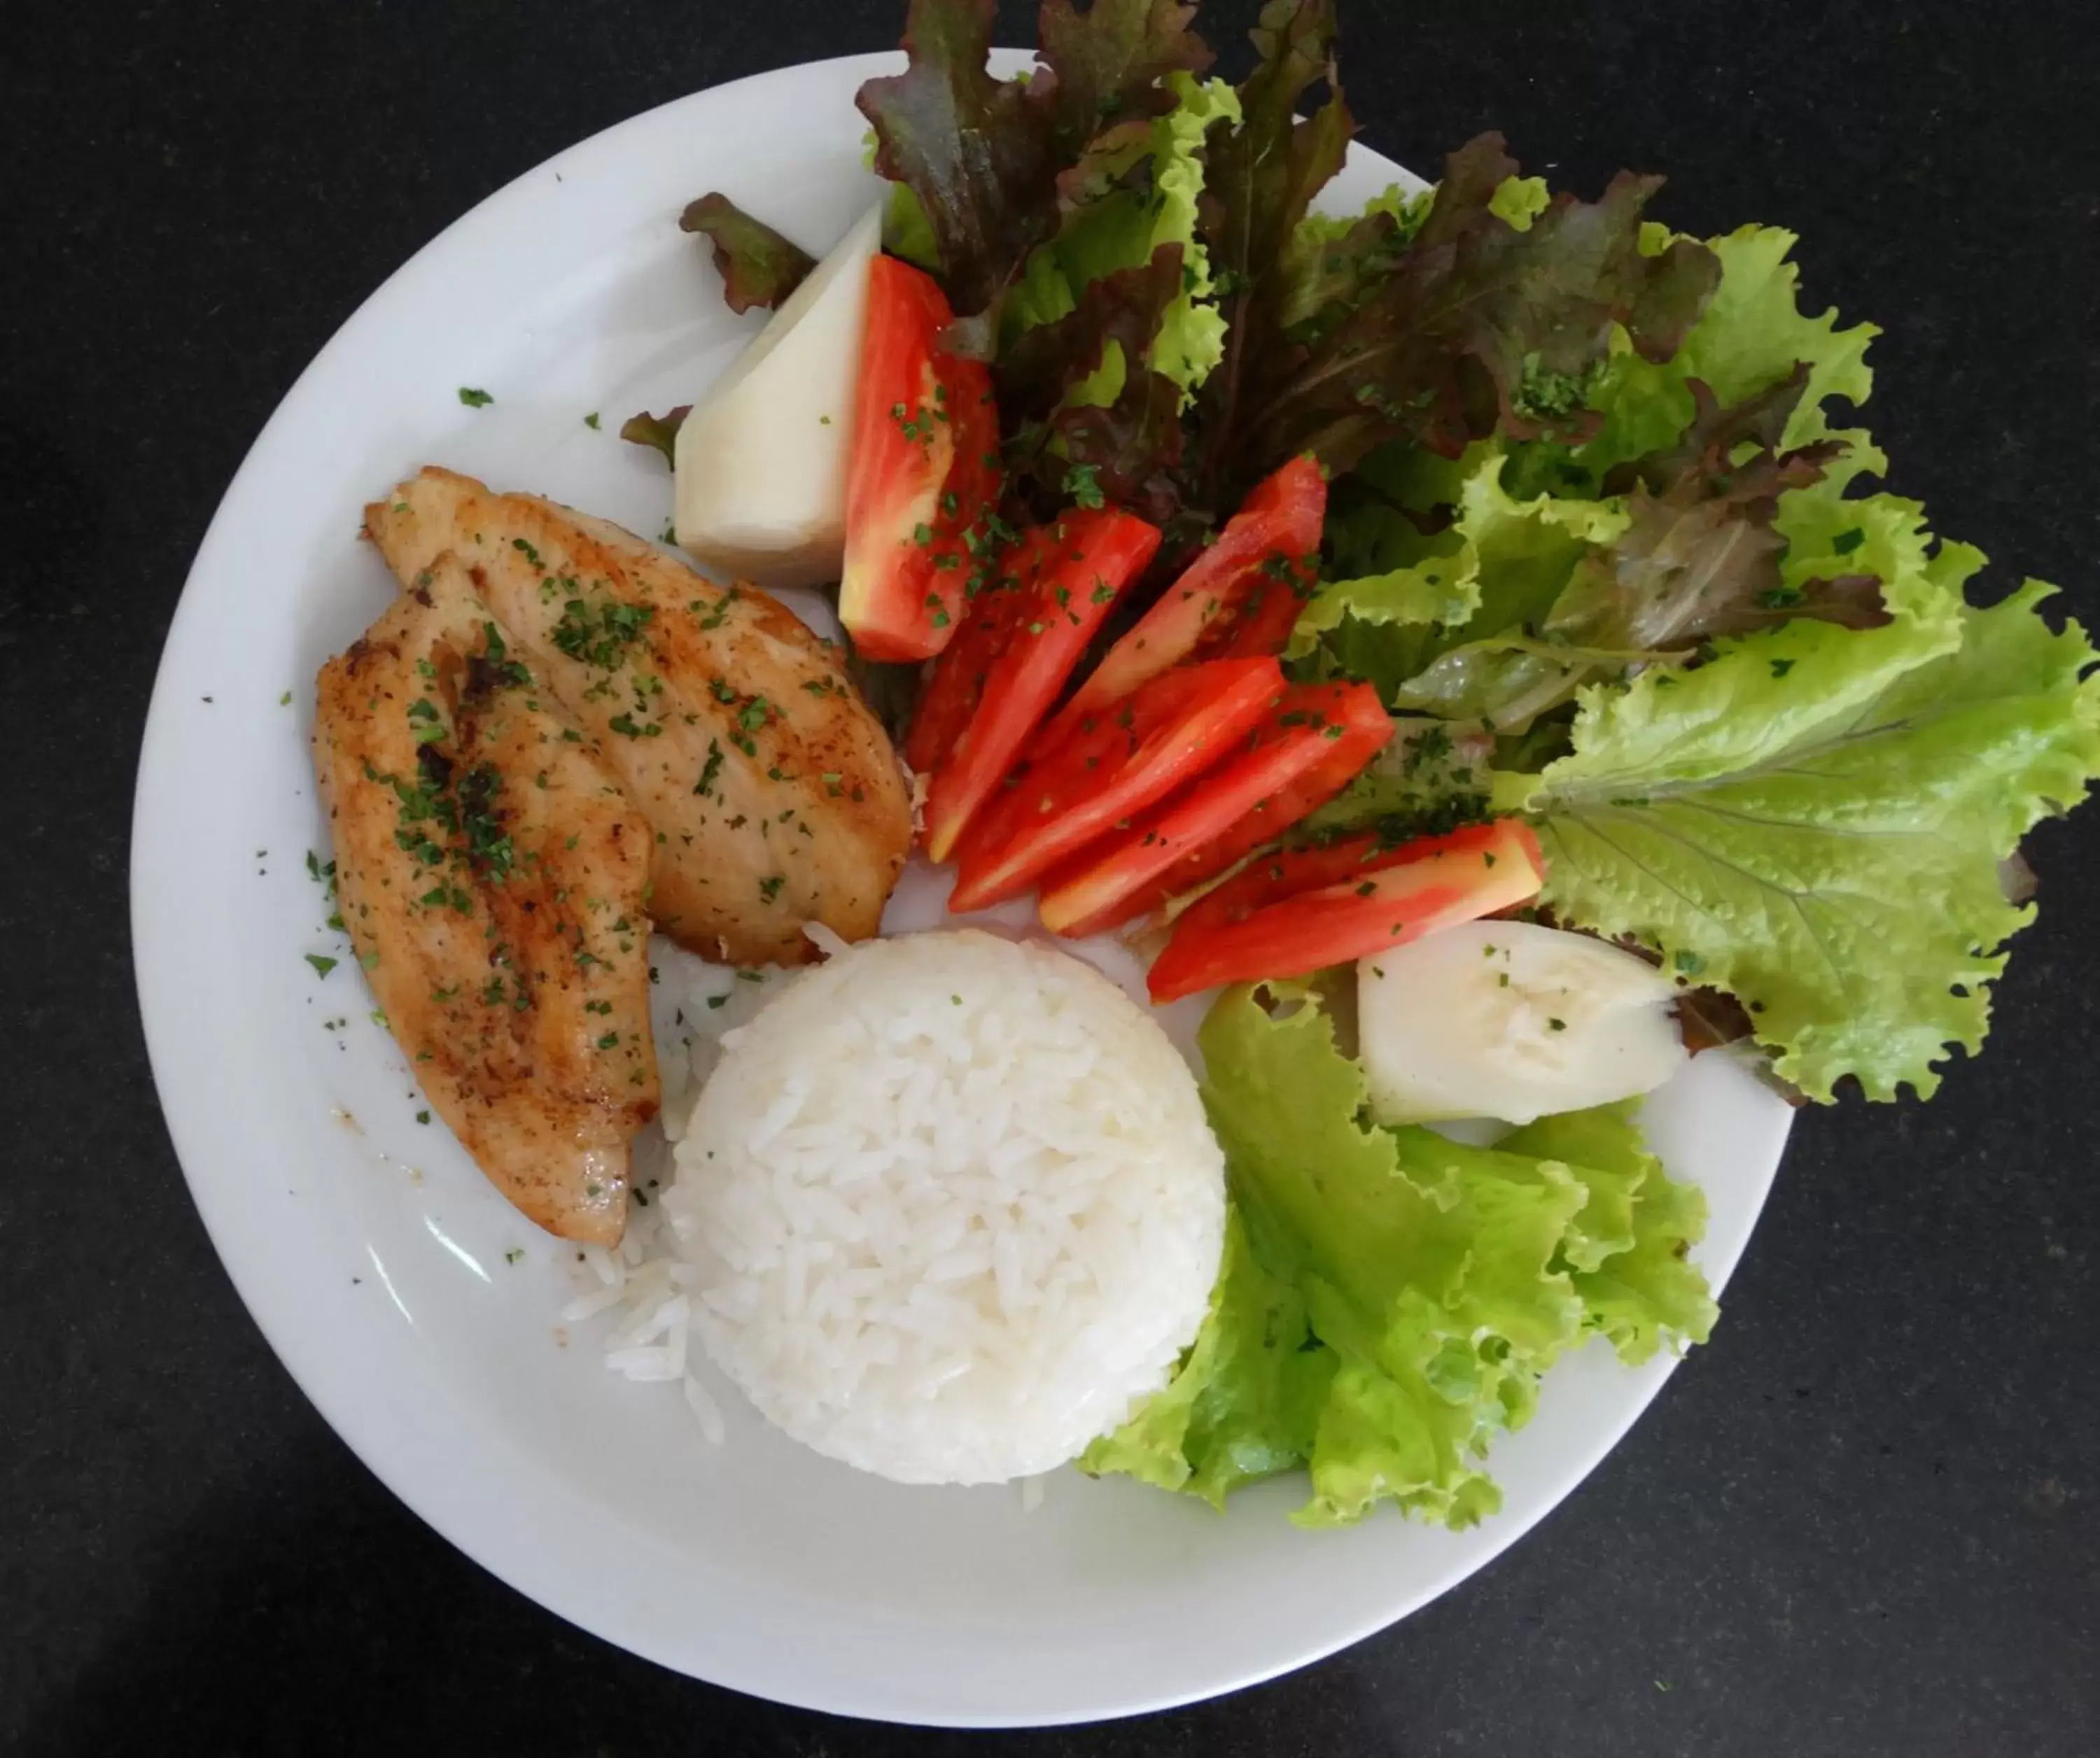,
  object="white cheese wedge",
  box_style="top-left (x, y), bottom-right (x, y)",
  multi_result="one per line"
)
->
top-left (673, 203), bottom-right (882, 589)
top-left (1357, 920), bottom-right (1686, 1127)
